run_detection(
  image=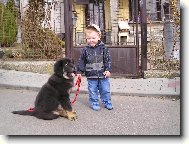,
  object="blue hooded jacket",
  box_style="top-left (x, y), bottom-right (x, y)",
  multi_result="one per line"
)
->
top-left (77, 41), bottom-right (112, 78)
